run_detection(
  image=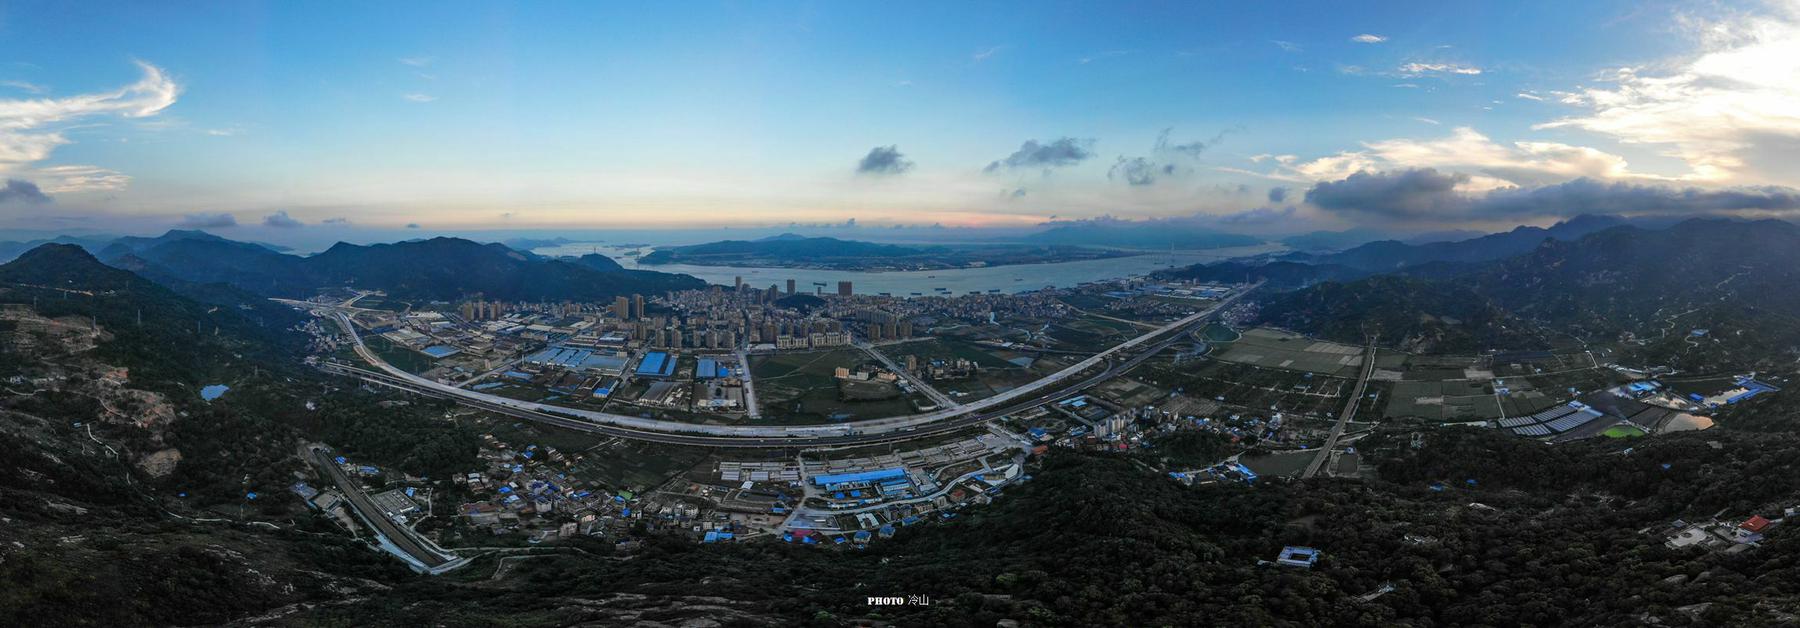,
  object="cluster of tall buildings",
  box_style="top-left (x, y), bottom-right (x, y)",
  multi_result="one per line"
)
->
top-left (851, 308), bottom-right (914, 342)
top-left (612, 294), bottom-right (646, 321)
top-left (458, 298), bottom-right (596, 321)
